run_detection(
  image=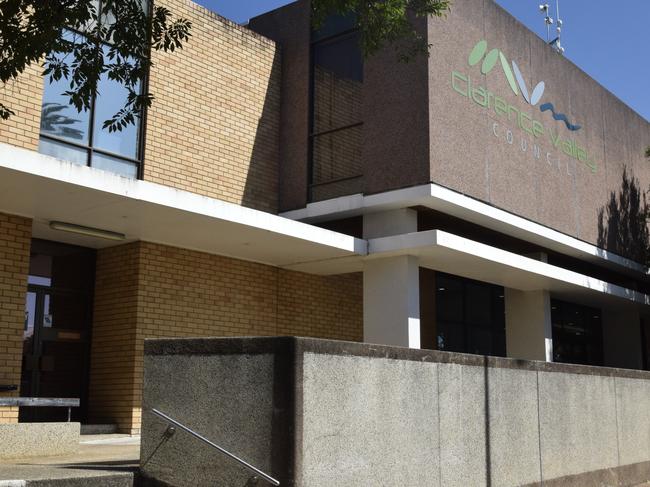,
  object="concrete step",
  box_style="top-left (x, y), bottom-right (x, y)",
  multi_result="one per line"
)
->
top-left (0, 470), bottom-right (135, 486)
top-left (80, 424), bottom-right (119, 435)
